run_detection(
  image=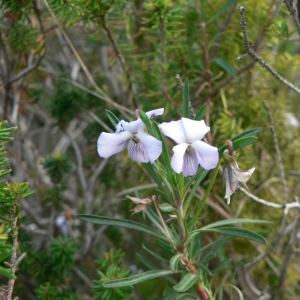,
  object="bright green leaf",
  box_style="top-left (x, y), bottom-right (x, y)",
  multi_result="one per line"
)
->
top-left (194, 103), bottom-right (207, 121)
